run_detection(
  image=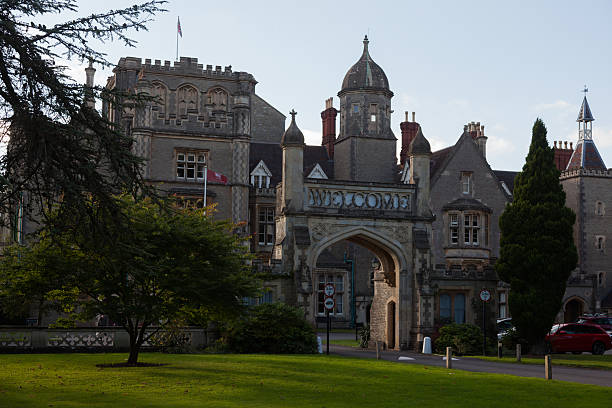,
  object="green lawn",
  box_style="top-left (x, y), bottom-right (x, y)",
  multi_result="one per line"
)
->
top-left (471, 354), bottom-right (612, 370)
top-left (0, 353), bottom-right (610, 407)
